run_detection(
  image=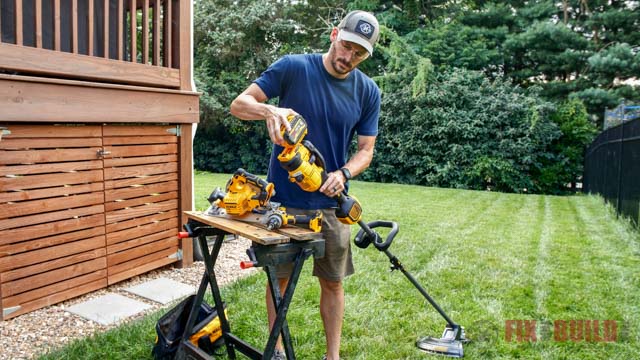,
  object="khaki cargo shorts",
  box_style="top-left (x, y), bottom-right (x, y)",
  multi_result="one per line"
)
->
top-left (275, 208), bottom-right (353, 282)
